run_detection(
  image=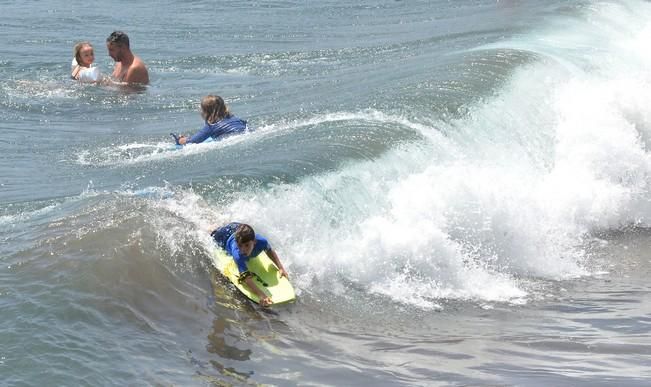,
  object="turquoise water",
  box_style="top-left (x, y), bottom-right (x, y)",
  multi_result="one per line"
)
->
top-left (2, 0), bottom-right (651, 385)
